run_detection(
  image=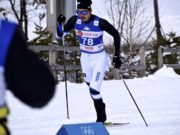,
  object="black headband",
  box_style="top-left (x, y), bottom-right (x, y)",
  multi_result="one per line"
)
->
top-left (77, 0), bottom-right (92, 10)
